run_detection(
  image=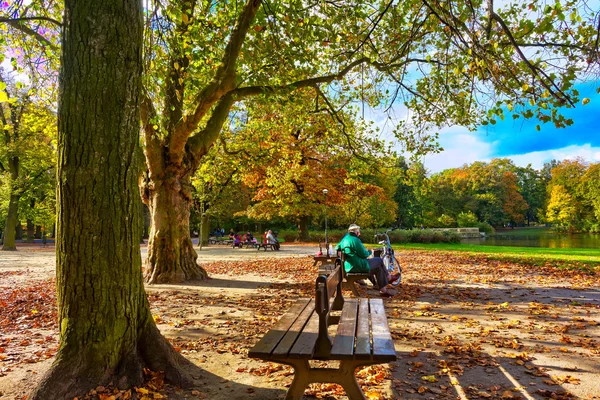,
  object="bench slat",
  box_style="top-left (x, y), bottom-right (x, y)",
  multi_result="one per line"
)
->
top-left (369, 298), bottom-right (397, 361)
top-left (289, 307), bottom-right (321, 359)
top-left (354, 298), bottom-right (372, 360)
top-left (248, 299), bottom-right (312, 359)
top-left (330, 298), bottom-right (358, 359)
top-left (271, 299), bottom-right (315, 358)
